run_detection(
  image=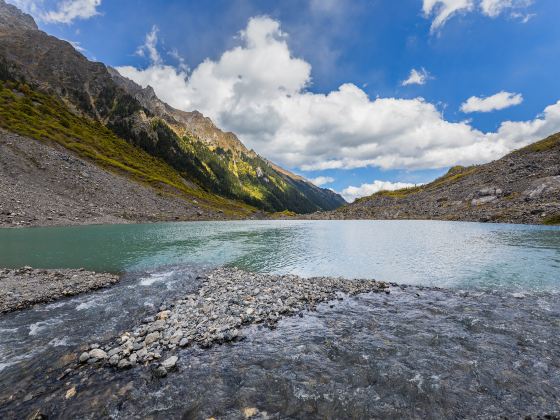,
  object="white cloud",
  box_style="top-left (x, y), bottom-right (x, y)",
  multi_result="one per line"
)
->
top-left (341, 180), bottom-right (418, 203)
top-left (423, 0), bottom-right (474, 32)
top-left (136, 25), bottom-right (162, 65)
top-left (461, 91), bottom-right (523, 113)
top-left (423, 0), bottom-right (533, 31)
top-left (402, 68), bottom-right (431, 86)
top-left (309, 176), bottom-right (334, 187)
top-left (480, 0), bottom-right (532, 17)
top-left (117, 16), bottom-right (560, 175)
top-left (6, 0), bottom-right (101, 24)
top-left (43, 0), bottom-right (101, 23)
